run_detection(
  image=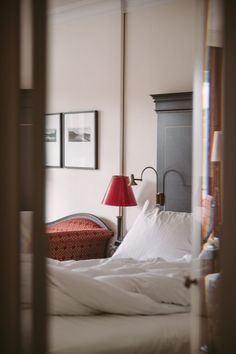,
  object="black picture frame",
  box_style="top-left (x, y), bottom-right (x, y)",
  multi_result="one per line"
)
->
top-left (45, 113), bottom-right (62, 168)
top-left (62, 111), bottom-right (98, 169)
